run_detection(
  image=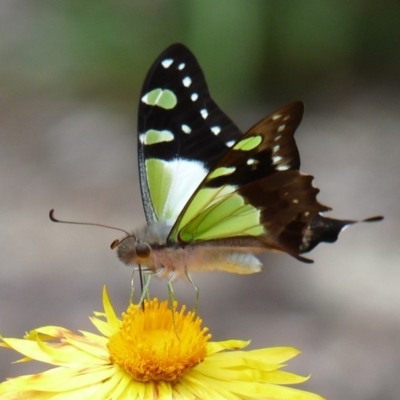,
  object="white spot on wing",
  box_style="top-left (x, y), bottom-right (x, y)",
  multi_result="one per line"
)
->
top-left (154, 159), bottom-right (208, 223)
top-left (182, 77), bottom-right (192, 87)
top-left (211, 126), bottom-right (221, 135)
top-left (272, 155), bottom-right (283, 164)
top-left (276, 164), bottom-right (290, 171)
top-left (141, 93), bottom-right (150, 104)
top-left (191, 93), bottom-right (199, 101)
top-left (226, 140), bottom-right (235, 147)
top-left (161, 58), bottom-right (173, 68)
top-left (178, 63), bottom-right (185, 70)
top-left (200, 108), bottom-right (208, 119)
top-left (247, 158), bottom-right (258, 165)
top-left (274, 135), bottom-right (282, 142)
top-left (181, 124), bottom-right (191, 134)
top-left (273, 145), bottom-right (280, 153)
top-left (293, 199), bottom-right (299, 204)
top-left (272, 114), bottom-right (282, 120)
top-left (277, 124), bottom-right (286, 132)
